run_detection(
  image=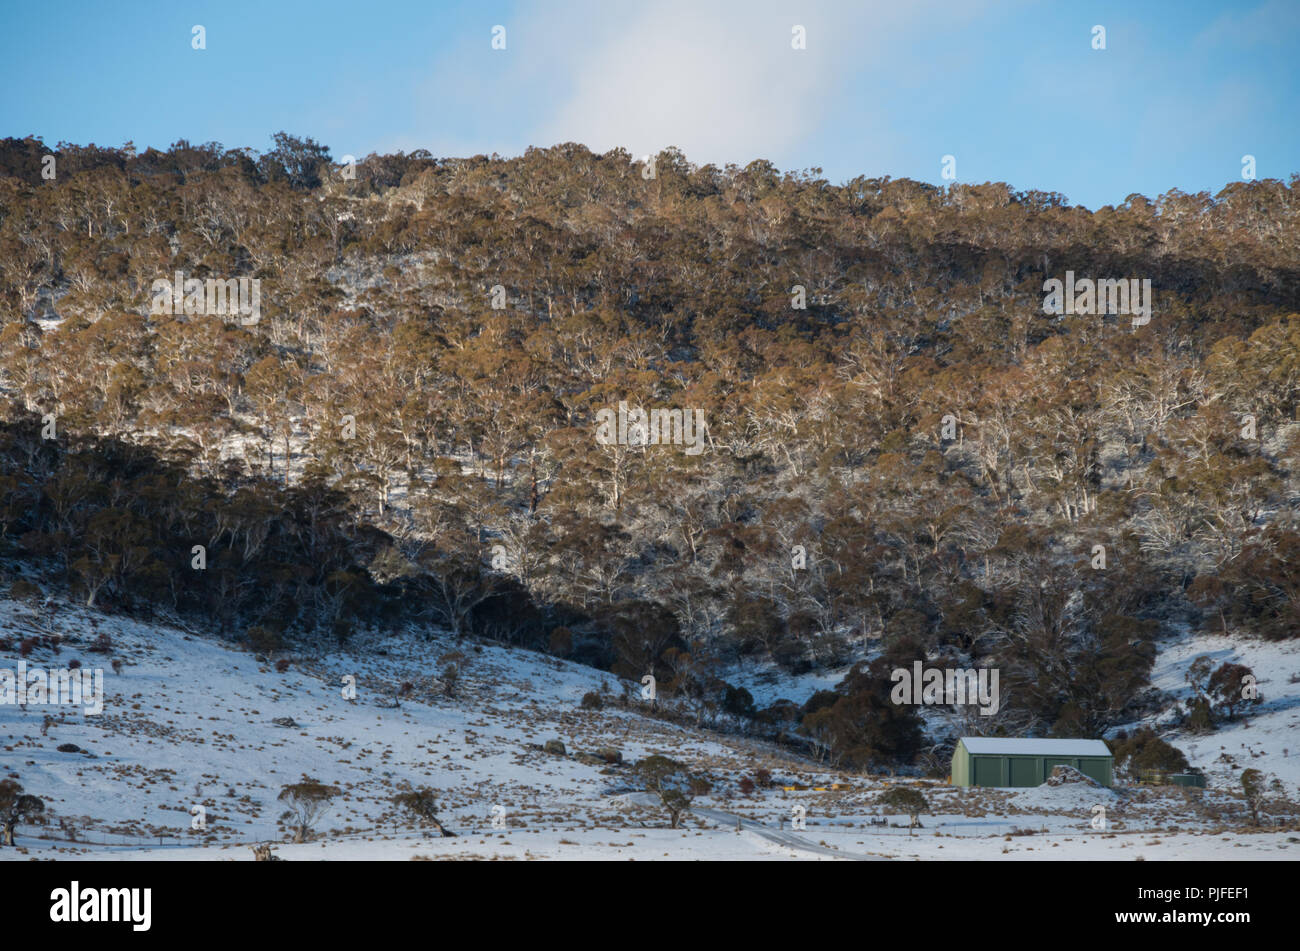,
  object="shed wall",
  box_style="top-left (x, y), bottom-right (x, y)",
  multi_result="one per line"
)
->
top-left (950, 748), bottom-right (1114, 788)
